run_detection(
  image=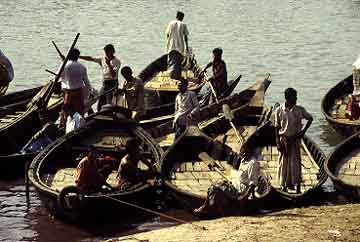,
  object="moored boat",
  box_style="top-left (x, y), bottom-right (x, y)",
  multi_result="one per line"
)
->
top-left (139, 54), bottom-right (207, 104)
top-left (325, 131), bottom-right (360, 202)
top-left (241, 121), bottom-right (327, 204)
top-left (159, 125), bottom-right (271, 213)
top-left (321, 74), bottom-right (359, 137)
top-left (28, 107), bottom-right (163, 220)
